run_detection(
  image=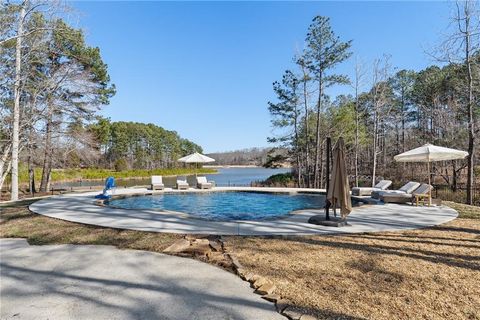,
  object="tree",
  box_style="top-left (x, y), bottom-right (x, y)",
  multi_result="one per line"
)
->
top-left (268, 70), bottom-right (302, 186)
top-left (436, 0), bottom-right (479, 204)
top-left (295, 56), bottom-right (313, 187)
top-left (390, 70), bottom-right (416, 153)
top-left (37, 18), bottom-right (115, 191)
top-left (369, 56), bottom-right (393, 186)
top-left (10, 1), bottom-right (26, 200)
top-left (305, 16), bottom-right (352, 188)
top-left (351, 58), bottom-right (367, 186)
